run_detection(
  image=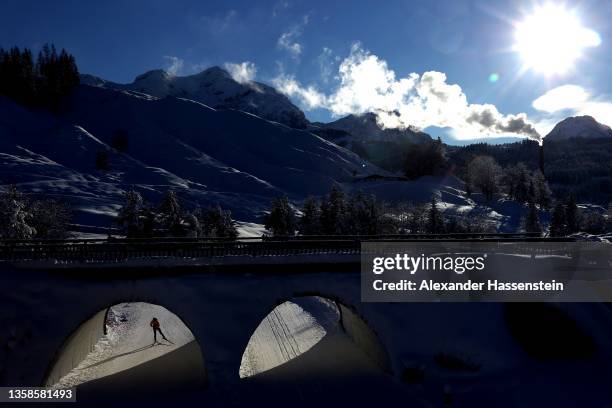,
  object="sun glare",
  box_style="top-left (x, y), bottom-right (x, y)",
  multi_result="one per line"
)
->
top-left (514, 4), bottom-right (601, 75)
